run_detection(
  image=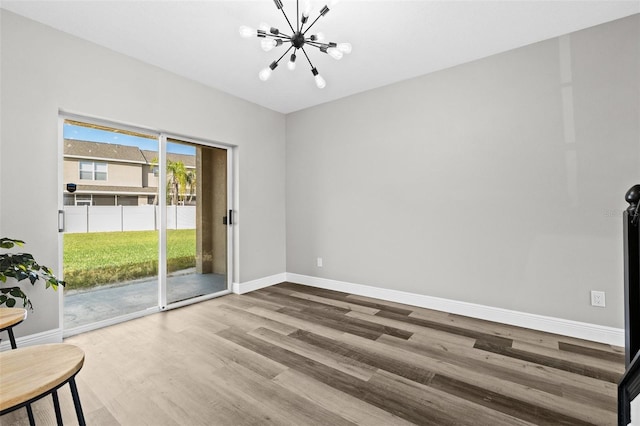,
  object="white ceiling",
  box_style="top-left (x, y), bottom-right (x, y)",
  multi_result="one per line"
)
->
top-left (1, 0), bottom-right (639, 114)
